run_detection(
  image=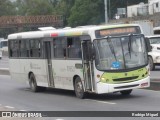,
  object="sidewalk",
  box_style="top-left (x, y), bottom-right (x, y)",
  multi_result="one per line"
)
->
top-left (0, 68), bottom-right (9, 75)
